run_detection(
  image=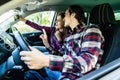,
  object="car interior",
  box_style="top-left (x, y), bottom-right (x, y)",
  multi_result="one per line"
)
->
top-left (89, 3), bottom-right (120, 66)
top-left (78, 3), bottom-right (120, 80)
top-left (0, 0), bottom-right (120, 80)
